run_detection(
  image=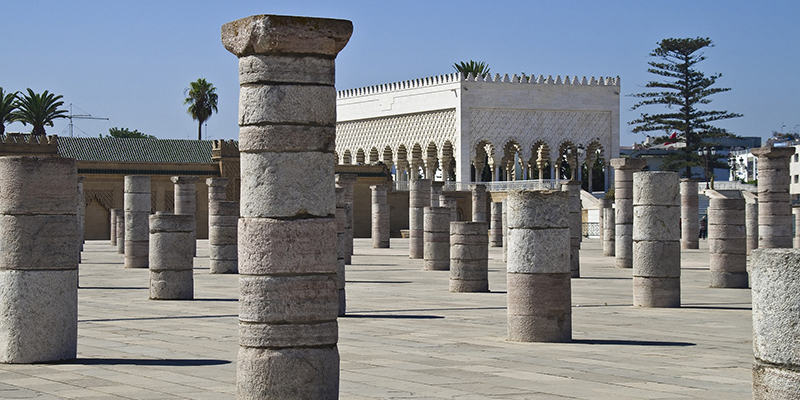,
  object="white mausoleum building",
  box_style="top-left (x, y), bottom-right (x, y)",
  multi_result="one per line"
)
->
top-left (335, 72), bottom-right (620, 191)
